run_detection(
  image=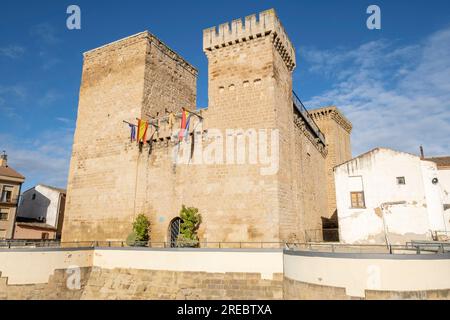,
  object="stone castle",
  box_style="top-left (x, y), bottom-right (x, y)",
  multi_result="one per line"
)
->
top-left (62, 8), bottom-right (352, 244)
